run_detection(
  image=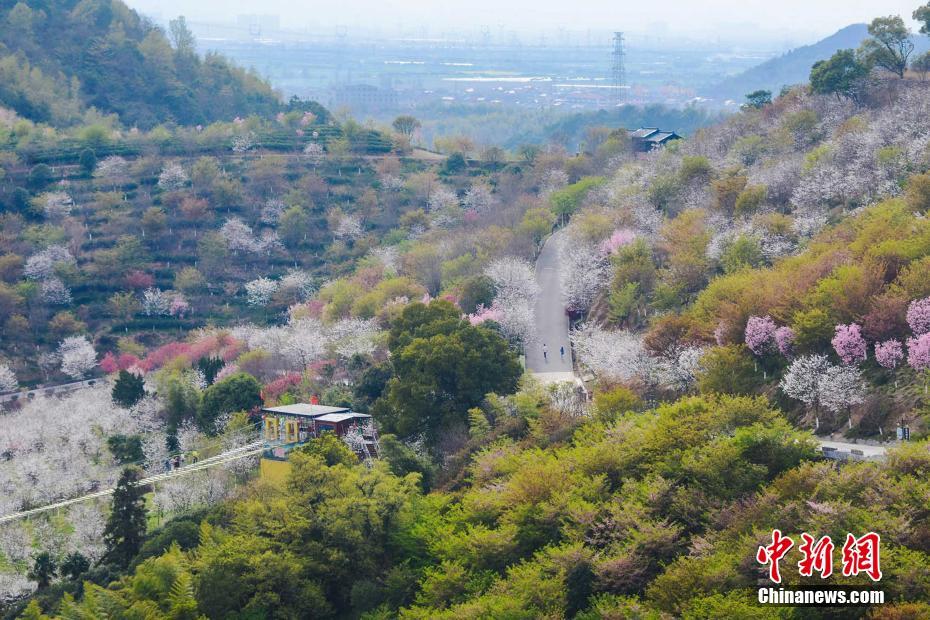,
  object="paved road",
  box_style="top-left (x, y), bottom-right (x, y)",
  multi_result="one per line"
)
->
top-left (526, 230), bottom-right (574, 381)
top-left (819, 440), bottom-right (889, 461)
